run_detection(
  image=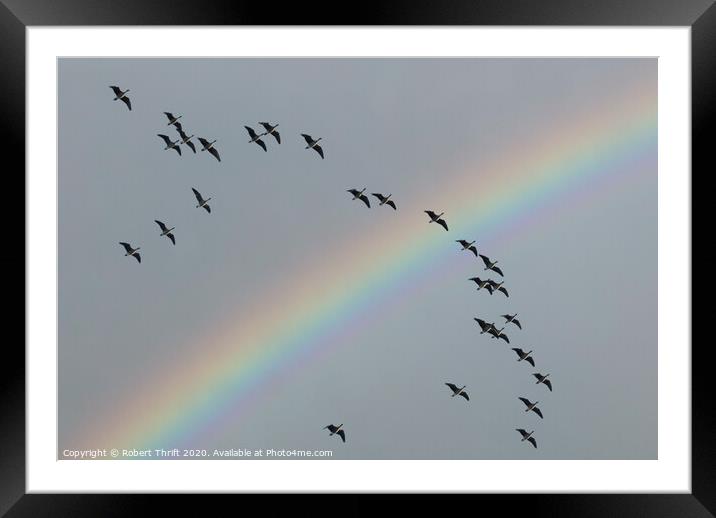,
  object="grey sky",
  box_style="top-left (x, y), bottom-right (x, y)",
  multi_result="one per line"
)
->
top-left (59, 58), bottom-right (656, 459)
